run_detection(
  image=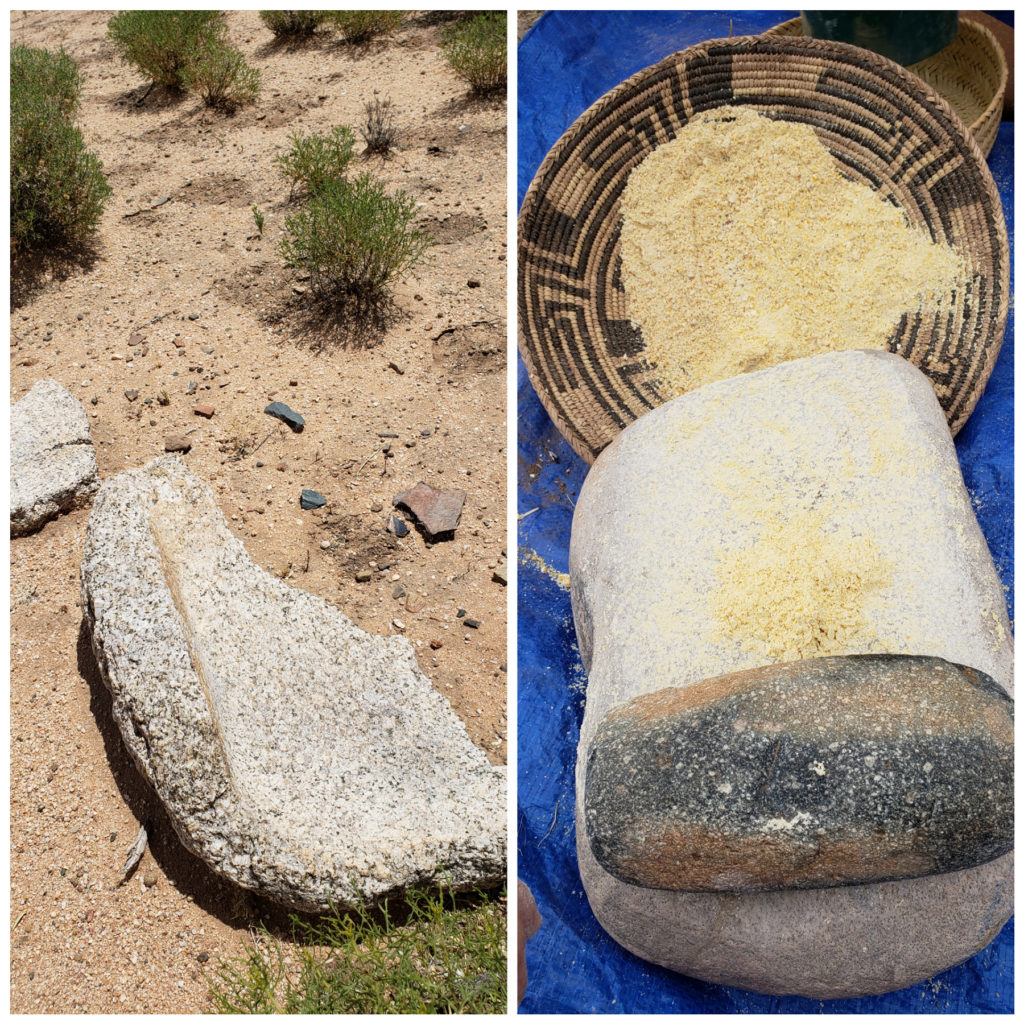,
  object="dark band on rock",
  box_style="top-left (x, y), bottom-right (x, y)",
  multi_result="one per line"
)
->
top-left (585, 654), bottom-right (1013, 893)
